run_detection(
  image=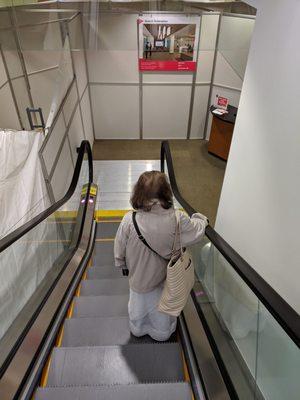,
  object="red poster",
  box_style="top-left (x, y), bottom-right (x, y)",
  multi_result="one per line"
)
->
top-left (138, 15), bottom-right (200, 72)
top-left (215, 95), bottom-right (229, 110)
